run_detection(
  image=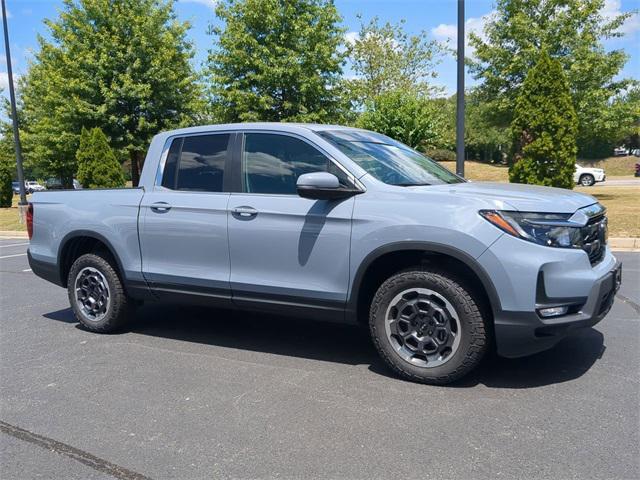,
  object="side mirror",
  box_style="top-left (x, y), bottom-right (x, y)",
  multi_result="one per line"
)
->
top-left (296, 172), bottom-right (359, 200)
